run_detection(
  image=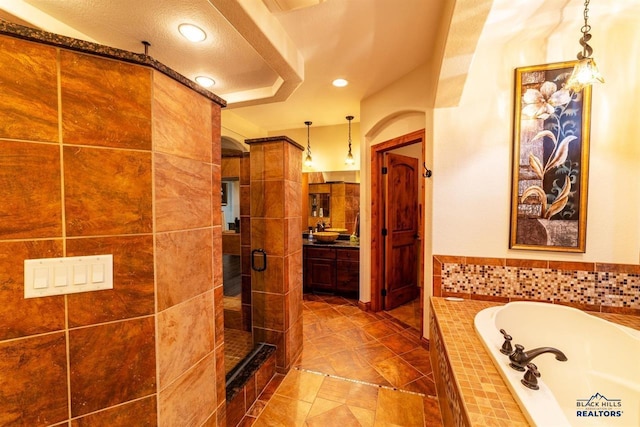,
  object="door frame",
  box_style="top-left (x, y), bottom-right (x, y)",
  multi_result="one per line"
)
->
top-left (370, 129), bottom-right (425, 313)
